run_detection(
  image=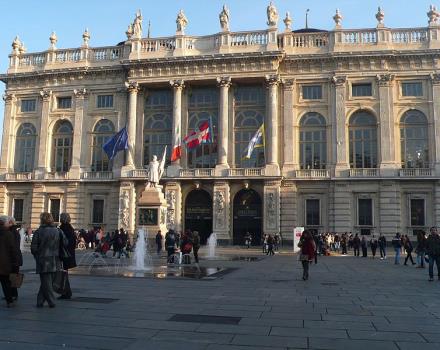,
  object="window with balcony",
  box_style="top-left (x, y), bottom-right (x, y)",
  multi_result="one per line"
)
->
top-left (352, 83), bottom-right (372, 97)
top-left (305, 199), bottom-right (320, 226)
top-left (91, 119), bottom-right (114, 172)
top-left (52, 120), bottom-right (73, 172)
top-left (358, 198), bottom-right (373, 226)
top-left (12, 198), bottom-right (24, 222)
top-left (234, 86), bottom-right (265, 168)
top-left (402, 82), bottom-right (423, 97)
top-left (187, 88), bottom-right (218, 168)
top-left (97, 95), bottom-right (114, 108)
top-left (400, 110), bottom-right (429, 169)
top-left (410, 198), bottom-right (425, 226)
top-left (299, 113), bottom-right (327, 169)
top-left (302, 85), bottom-right (322, 100)
top-left (143, 90), bottom-right (172, 167)
top-left (349, 111), bottom-right (378, 169)
top-left (49, 198), bottom-right (61, 223)
top-left (14, 123), bottom-right (36, 173)
top-left (92, 199), bottom-right (105, 224)
top-left (21, 99), bottom-right (36, 112)
top-left (57, 96), bottom-right (72, 109)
